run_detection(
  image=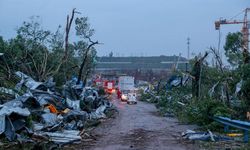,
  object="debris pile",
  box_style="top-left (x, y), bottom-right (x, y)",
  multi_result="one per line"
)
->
top-left (0, 72), bottom-right (115, 147)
